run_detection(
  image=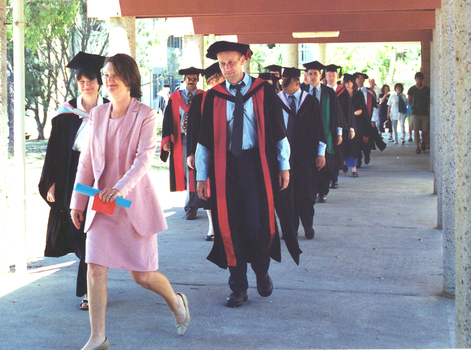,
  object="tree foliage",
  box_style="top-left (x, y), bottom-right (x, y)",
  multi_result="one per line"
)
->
top-left (326, 44), bottom-right (421, 87)
top-left (7, 0), bottom-right (108, 140)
